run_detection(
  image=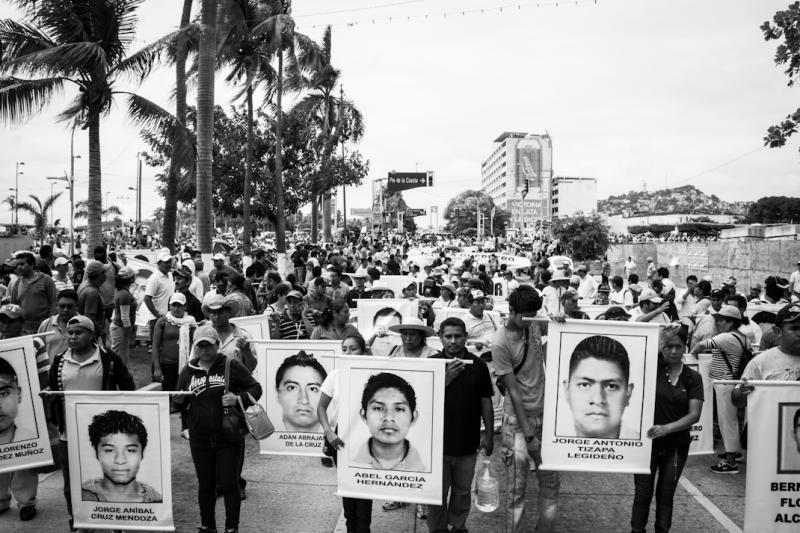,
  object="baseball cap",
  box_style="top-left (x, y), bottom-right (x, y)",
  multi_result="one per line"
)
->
top-left (156, 252), bottom-right (173, 263)
top-left (85, 261), bottom-right (105, 276)
top-left (181, 252), bottom-right (192, 261)
top-left (638, 288), bottom-right (663, 304)
top-left (169, 292), bottom-right (187, 306)
top-left (576, 264), bottom-right (588, 272)
top-left (287, 290), bottom-right (304, 300)
top-left (0, 304), bottom-right (23, 320)
top-left (212, 253), bottom-right (226, 262)
top-left (646, 257), bottom-right (654, 262)
top-left (192, 324), bottom-right (220, 347)
top-left (723, 276), bottom-right (737, 287)
top-left (67, 315), bottom-right (95, 333)
top-left (470, 289), bottom-right (486, 300)
top-left (712, 305), bottom-right (742, 321)
top-left (54, 257), bottom-right (69, 267)
top-left (776, 303), bottom-right (800, 327)
top-left (117, 266), bottom-right (136, 280)
top-left (569, 275), bottom-right (581, 285)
